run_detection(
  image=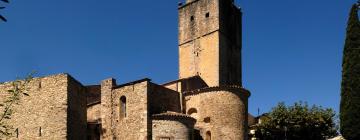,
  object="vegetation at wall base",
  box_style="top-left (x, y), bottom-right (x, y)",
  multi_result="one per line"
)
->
top-left (255, 101), bottom-right (338, 140)
top-left (340, 3), bottom-right (360, 140)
